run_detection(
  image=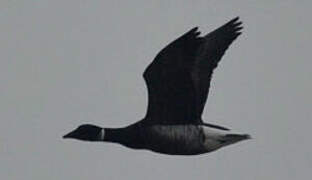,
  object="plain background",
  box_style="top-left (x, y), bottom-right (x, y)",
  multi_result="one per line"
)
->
top-left (1, 1), bottom-right (311, 179)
